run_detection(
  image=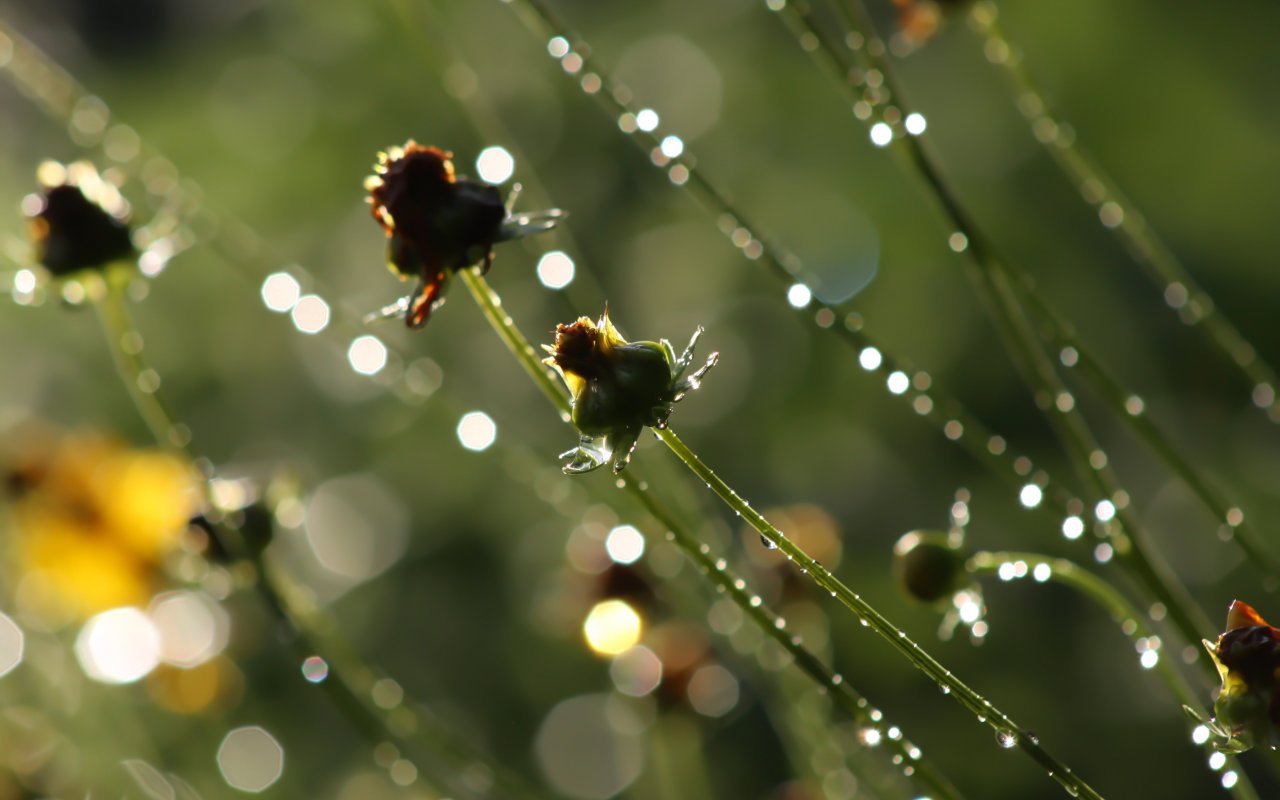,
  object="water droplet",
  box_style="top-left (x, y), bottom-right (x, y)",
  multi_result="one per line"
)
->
top-left (939, 684), bottom-right (951, 695)
top-left (759, 534), bottom-right (777, 550)
top-left (977, 715), bottom-right (986, 723)
top-left (995, 730), bottom-right (1017, 748)
top-left (1027, 731), bottom-right (1039, 744)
